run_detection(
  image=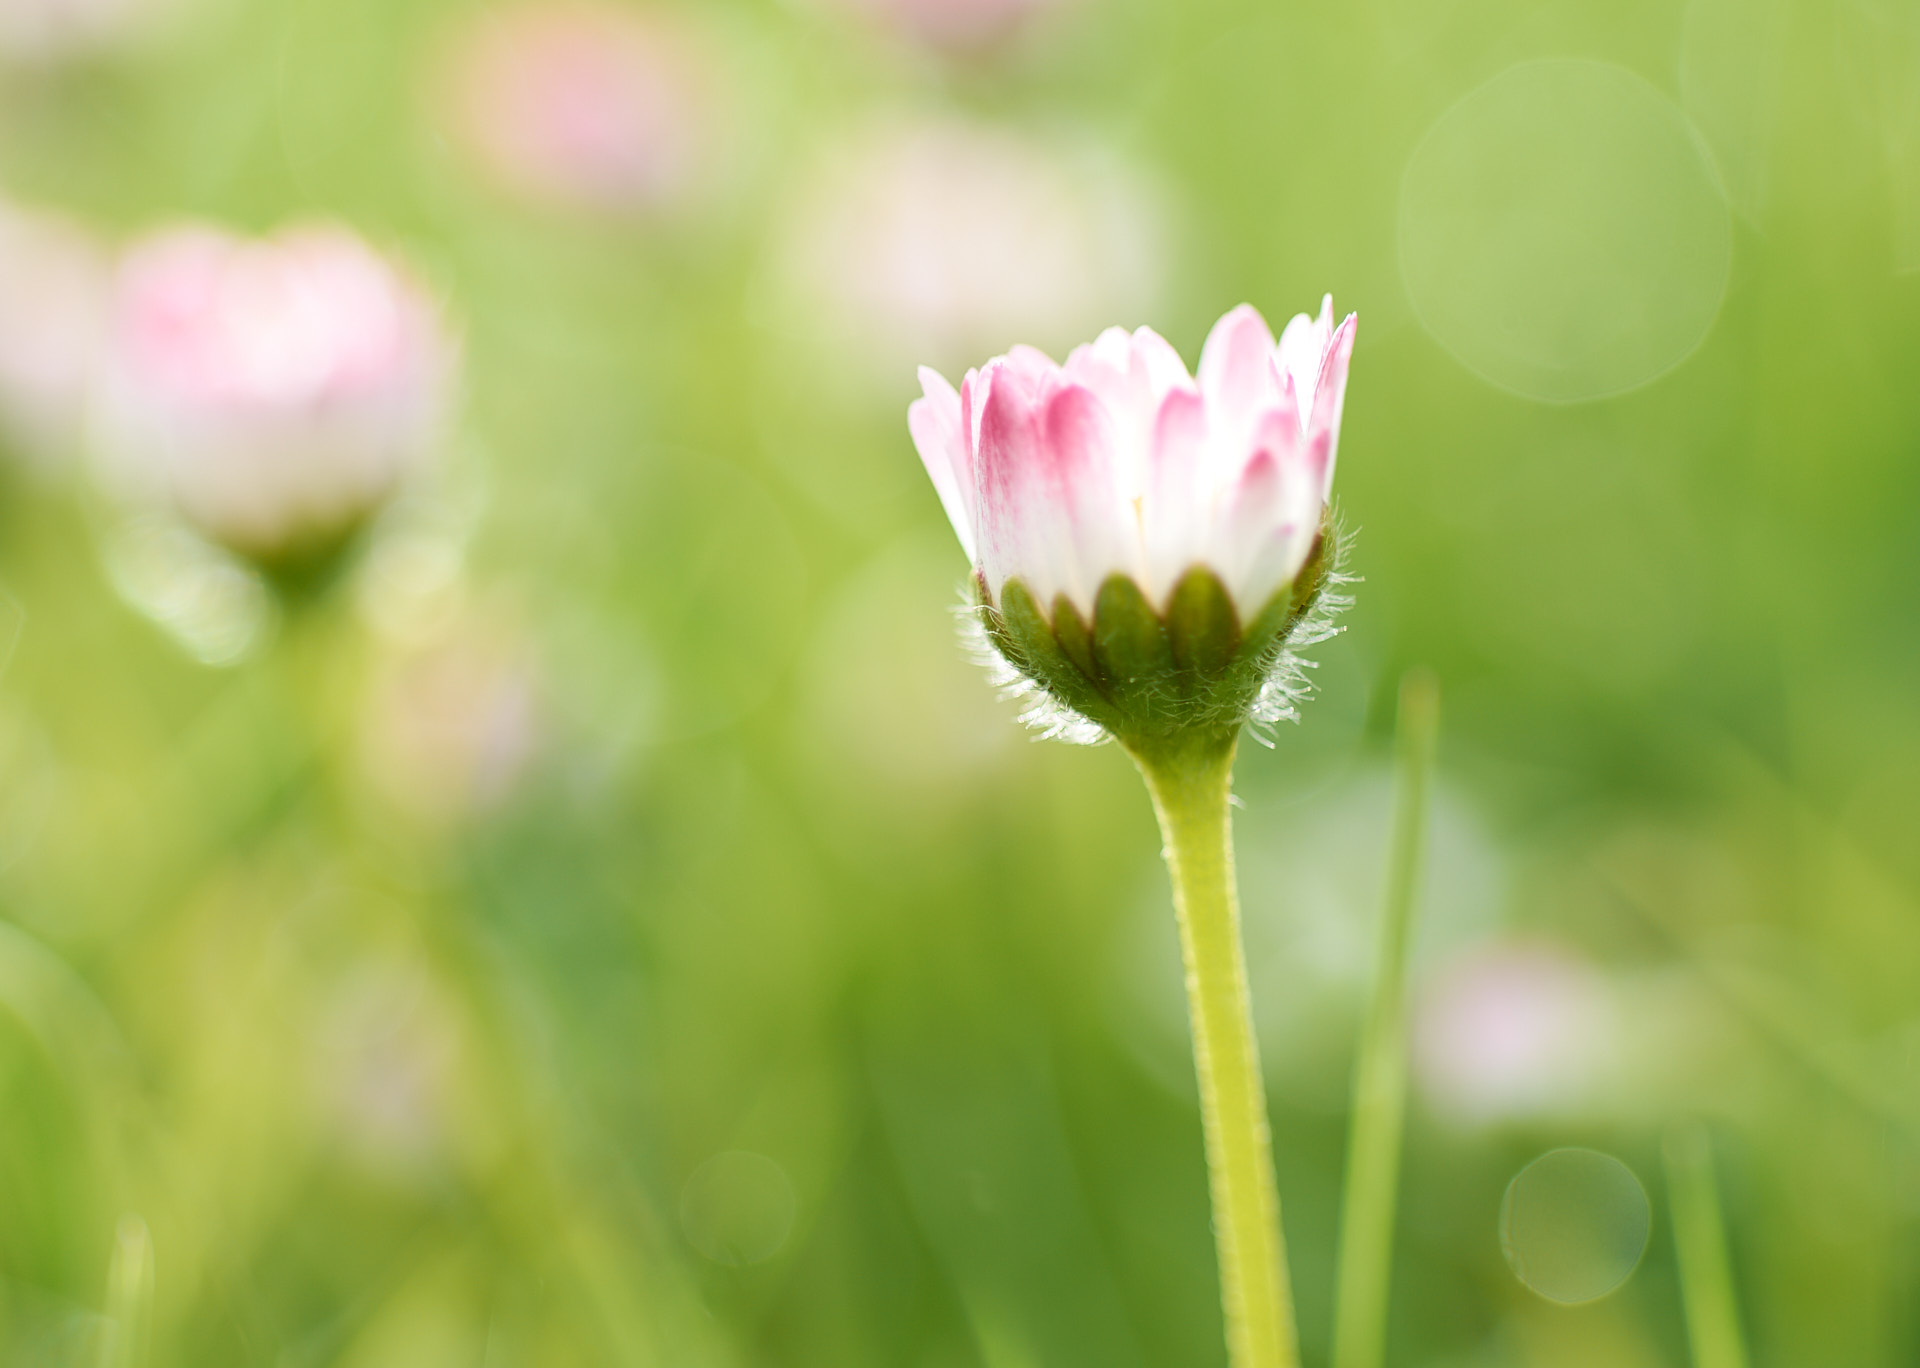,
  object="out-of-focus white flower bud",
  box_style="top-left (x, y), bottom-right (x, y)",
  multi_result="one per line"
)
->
top-left (1412, 940), bottom-right (1622, 1128)
top-left (437, 1), bottom-right (718, 218)
top-left (0, 0), bottom-right (177, 63)
top-left (0, 199), bottom-right (110, 469)
top-left (93, 222), bottom-right (456, 566)
top-left (776, 116), bottom-right (1165, 384)
top-left (357, 612), bottom-right (540, 827)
